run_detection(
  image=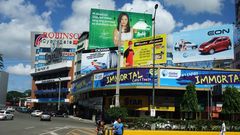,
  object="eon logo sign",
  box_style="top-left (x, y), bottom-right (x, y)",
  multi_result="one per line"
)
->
top-left (207, 28), bottom-right (230, 36)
